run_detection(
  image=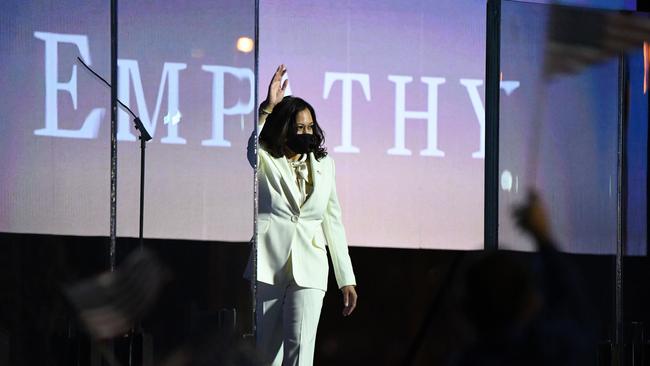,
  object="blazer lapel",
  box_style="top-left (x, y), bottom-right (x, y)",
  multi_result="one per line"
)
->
top-left (301, 152), bottom-right (321, 209)
top-left (267, 153), bottom-right (302, 212)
